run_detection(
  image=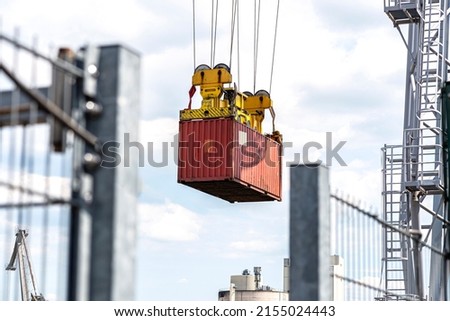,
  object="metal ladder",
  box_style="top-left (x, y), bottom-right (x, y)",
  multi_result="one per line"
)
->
top-left (404, 0), bottom-right (445, 194)
top-left (382, 145), bottom-right (408, 299)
